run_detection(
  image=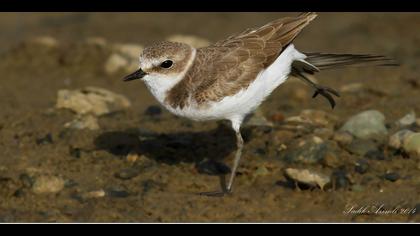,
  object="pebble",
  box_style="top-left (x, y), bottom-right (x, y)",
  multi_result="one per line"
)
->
top-left (144, 105), bottom-right (162, 117)
top-left (333, 131), bottom-right (354, 146)
top-left (396, 111), bottom-right (416, 127)
top-left (32, 175), bottom-right (65, 194)
top-left (331, 170), bottom-right (351, 189)
top-left (388, 129), bottom-right (414, 149)
top-left (126, 152), bottom-right (139, 163)
top-left (69, 147), bottom-right (82, 158)
top-left (85, 37), bottom-right (107, 47)
top-left (340, 110), bottom-right (388, 141)
top-left (283, 136), bottom-right (327, 164)
top-left (313, 127), bottom-right (334, 140)
top-left (29, 36), bottom-right (59, 48)
top-left (36, 133), bottom-right (53, 145)
top-left (252, 166), bottom-right (270, 180)
top-left (322, 152), bottom-right (340, 168)
top-left (339, 83), bottom-right (364, 93)
top-left (364, 149), bottom-right (386, 161)
top-left (284, 168), bottom-right (330, 190)
top-left (354, 159), bottom-right (369, 174)
top-left (269, 112), bottom-right (285, 123)
top-left (81, 189), bottom-right (106, 199)
top-left (166, 34), bottom-right (211, 48)
top-left (104, 53), bottom-right (130, 74)
top-left (243, 108), bottom-right (273, 127)
top-left (403, 133), bottom-right (420, 155)
top-left (114, 167), bottom-right (141, 180)
top-left (196, 159), bottom-right (231, 175)
top-left (106, 187), bottom-right (130, 198)
top-left (64, 115), bottom-right (99, 130)
top-left (19, 173), bottom-right (35, 188)
top-left (344, 139), bottom-right (378, 156)
top-left (384, 172), bottom-right (400, 182)
top-left (287, 109), bottom-right (337, 127)
top-left (56, 86), bottom-right (131, 116)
